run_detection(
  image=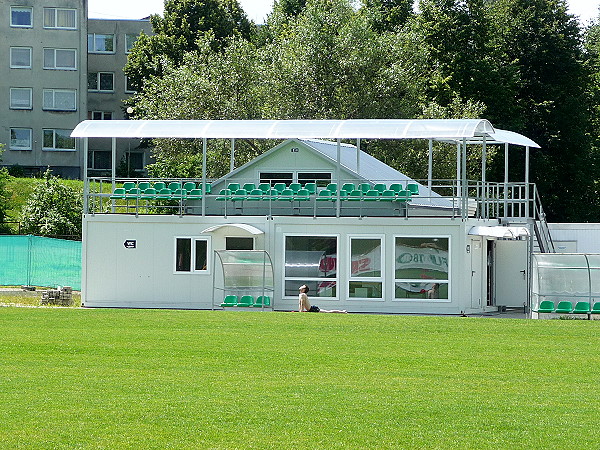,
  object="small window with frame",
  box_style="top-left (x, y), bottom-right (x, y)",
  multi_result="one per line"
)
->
top-left (175, 237), bottom-right (210, 273)
top-left (226, 237), bottom-right (254, 250)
